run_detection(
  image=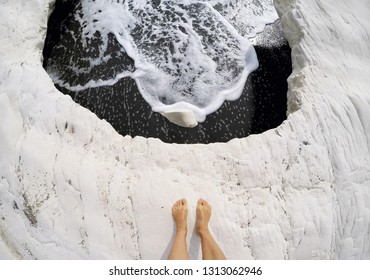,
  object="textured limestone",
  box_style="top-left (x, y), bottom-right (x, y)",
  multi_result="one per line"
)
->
top-left (0, 0), bottom-right (369, 259)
